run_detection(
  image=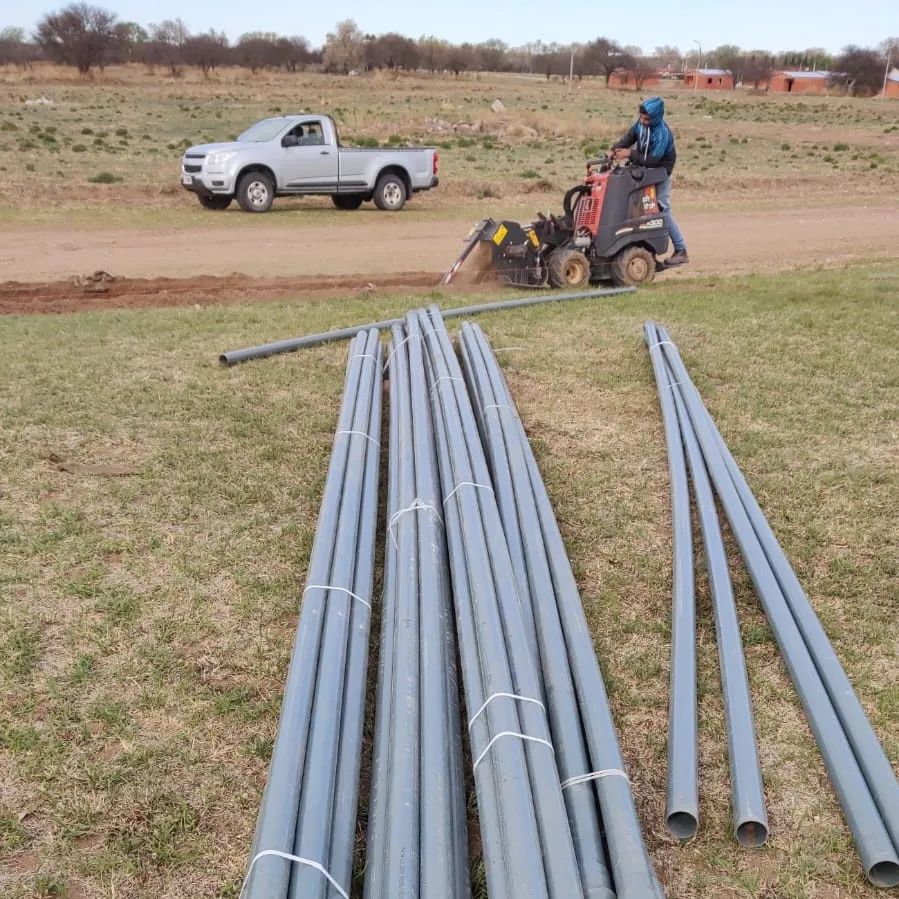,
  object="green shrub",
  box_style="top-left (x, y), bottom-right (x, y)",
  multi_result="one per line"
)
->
top-left (88, 171), bottom-right (123, 184)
